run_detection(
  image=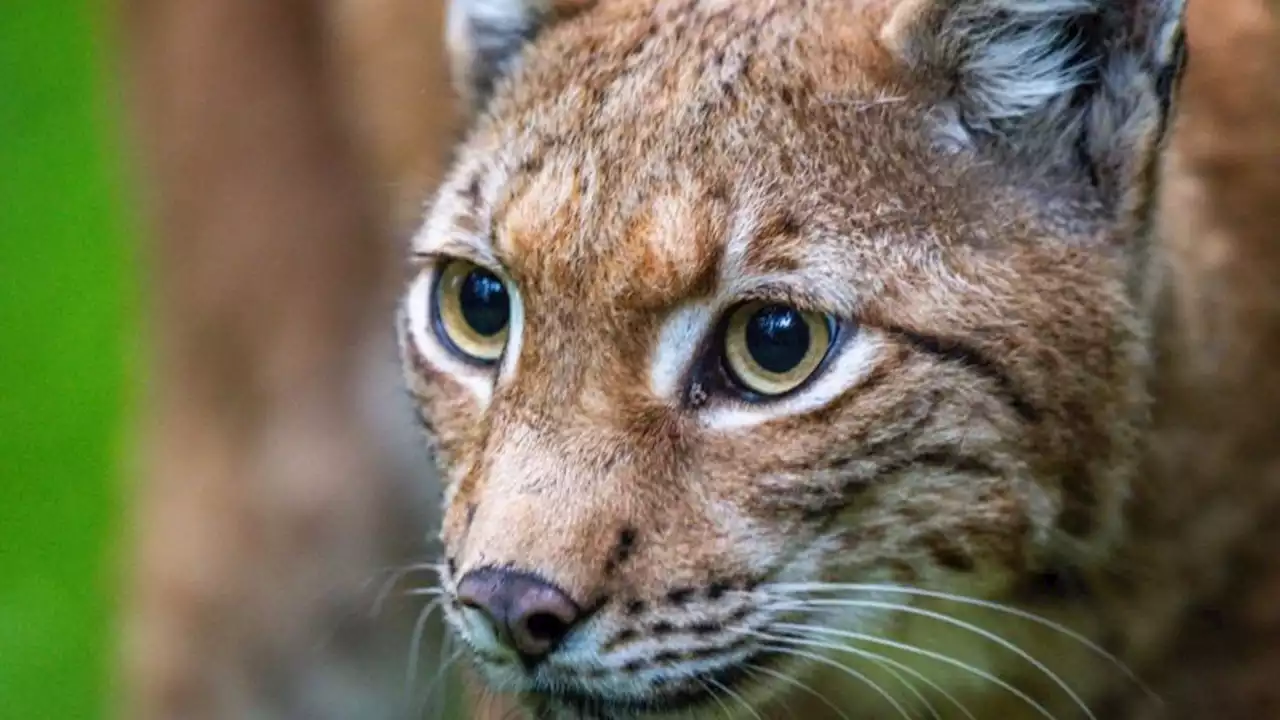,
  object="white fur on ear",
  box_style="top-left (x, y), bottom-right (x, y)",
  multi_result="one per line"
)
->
top-left (447, 0), bottom-right (542, 110)
top-left (887, 0), bottom-right (1189, 220)
top-left (447, 0), bottom-right (593, 112)
top-left (885, 0), bottom-right (1188, 141)
top-left (947, 0), bottom-right (1098, 129)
